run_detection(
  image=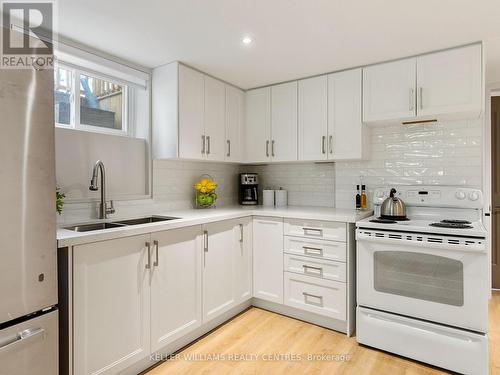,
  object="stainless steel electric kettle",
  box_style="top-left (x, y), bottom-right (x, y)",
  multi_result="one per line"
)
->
top-left (380, 188), bottom-right (407, 220)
